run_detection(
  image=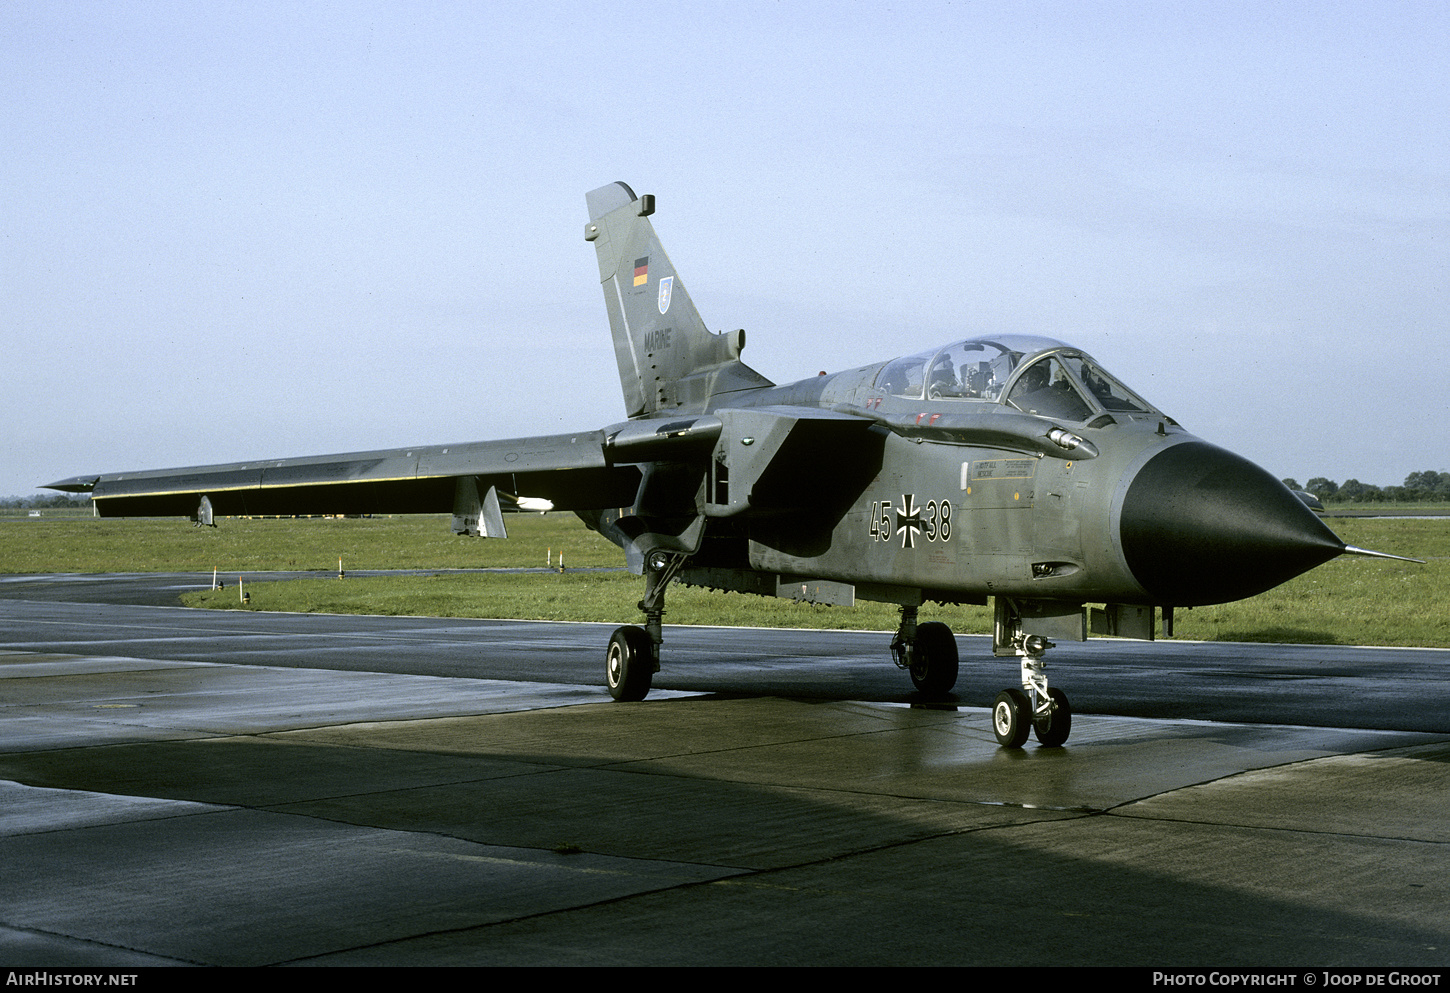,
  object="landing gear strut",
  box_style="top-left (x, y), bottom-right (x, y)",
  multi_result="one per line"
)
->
top-left (891, 606), bottom-right (959, 695)
top-left (992, 598), bottom-right (1073, 748)
top-left (605, 549), bottom-right (687, 701)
